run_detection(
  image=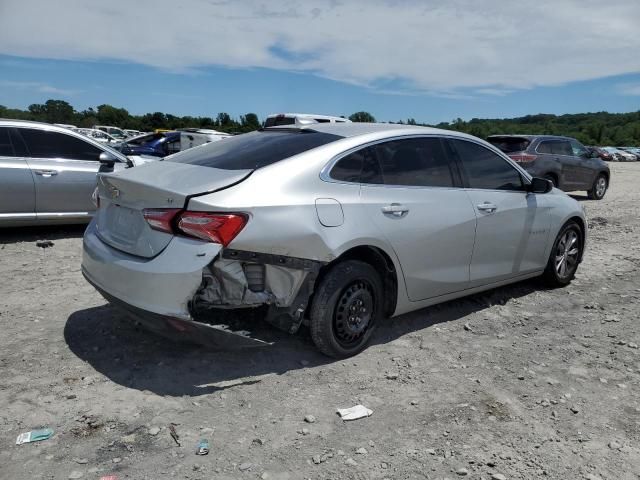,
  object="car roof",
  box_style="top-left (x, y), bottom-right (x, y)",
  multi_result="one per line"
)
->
top-left (487, 134), bottom-right (574, 141)
top-left (294, 122), bottom-right (476, 140)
